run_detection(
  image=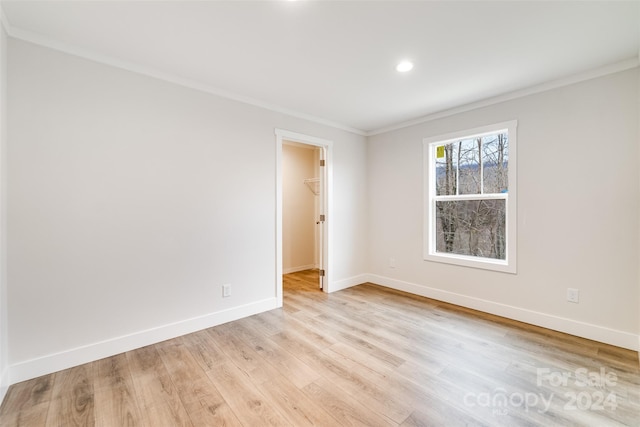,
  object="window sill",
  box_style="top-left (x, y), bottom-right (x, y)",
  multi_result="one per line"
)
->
top-left (424, 252), bottom-right (516, 274)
